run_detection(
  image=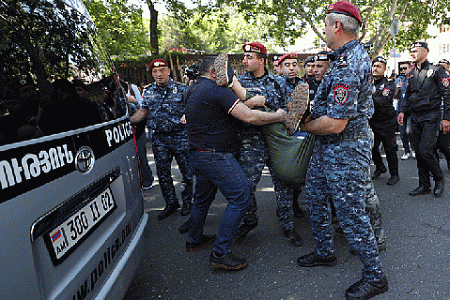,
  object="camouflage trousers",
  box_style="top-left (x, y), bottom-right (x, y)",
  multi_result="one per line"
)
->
top-left (238, 132), bottom-right (295, 232)
top-left (304, 140), bottom-right (385, 281)
top-left (365, 166), bottom-right (385, 245)
top-left (152, 133), bottom-right (193, 206)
